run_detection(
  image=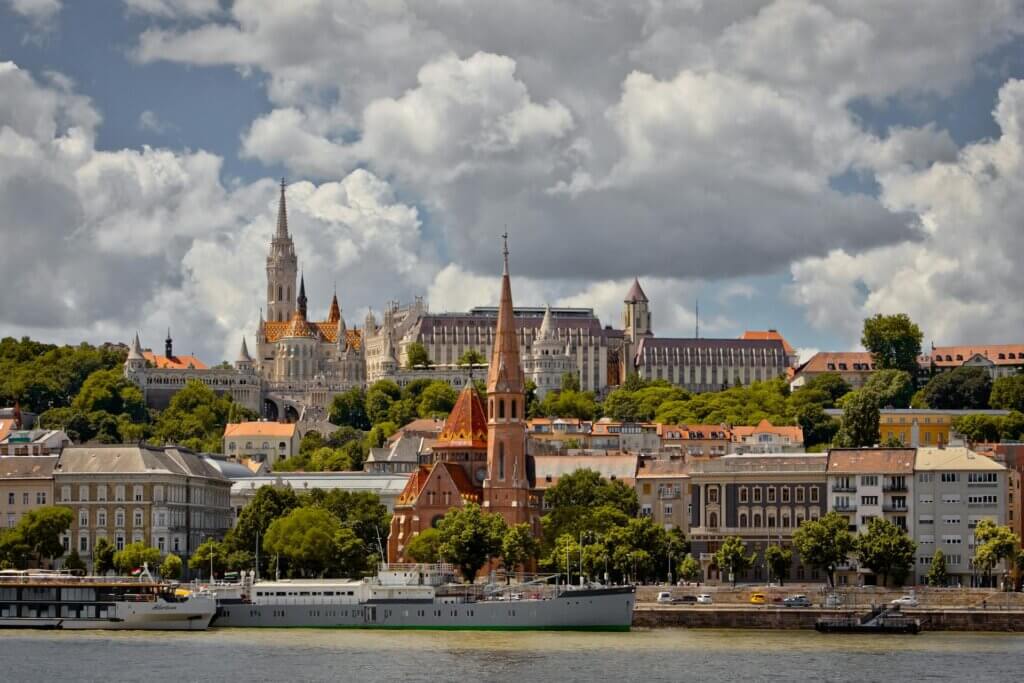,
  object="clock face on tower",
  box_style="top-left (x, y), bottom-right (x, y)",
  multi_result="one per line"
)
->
top-left (475, 467), bottom-right (487, 483)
